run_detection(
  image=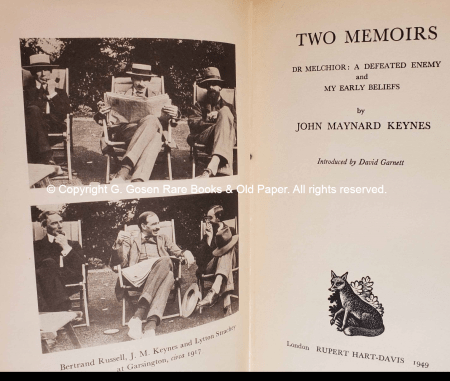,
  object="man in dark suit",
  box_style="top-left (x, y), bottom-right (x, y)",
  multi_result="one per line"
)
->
top-left (188, 67), bottom-right (237, 178)
top-left (23, 54), bottom-right (71, 164)
top-left (195, 205), bottom-right (238, 315)
top-left (34, 211), bottom-right (85, 312)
